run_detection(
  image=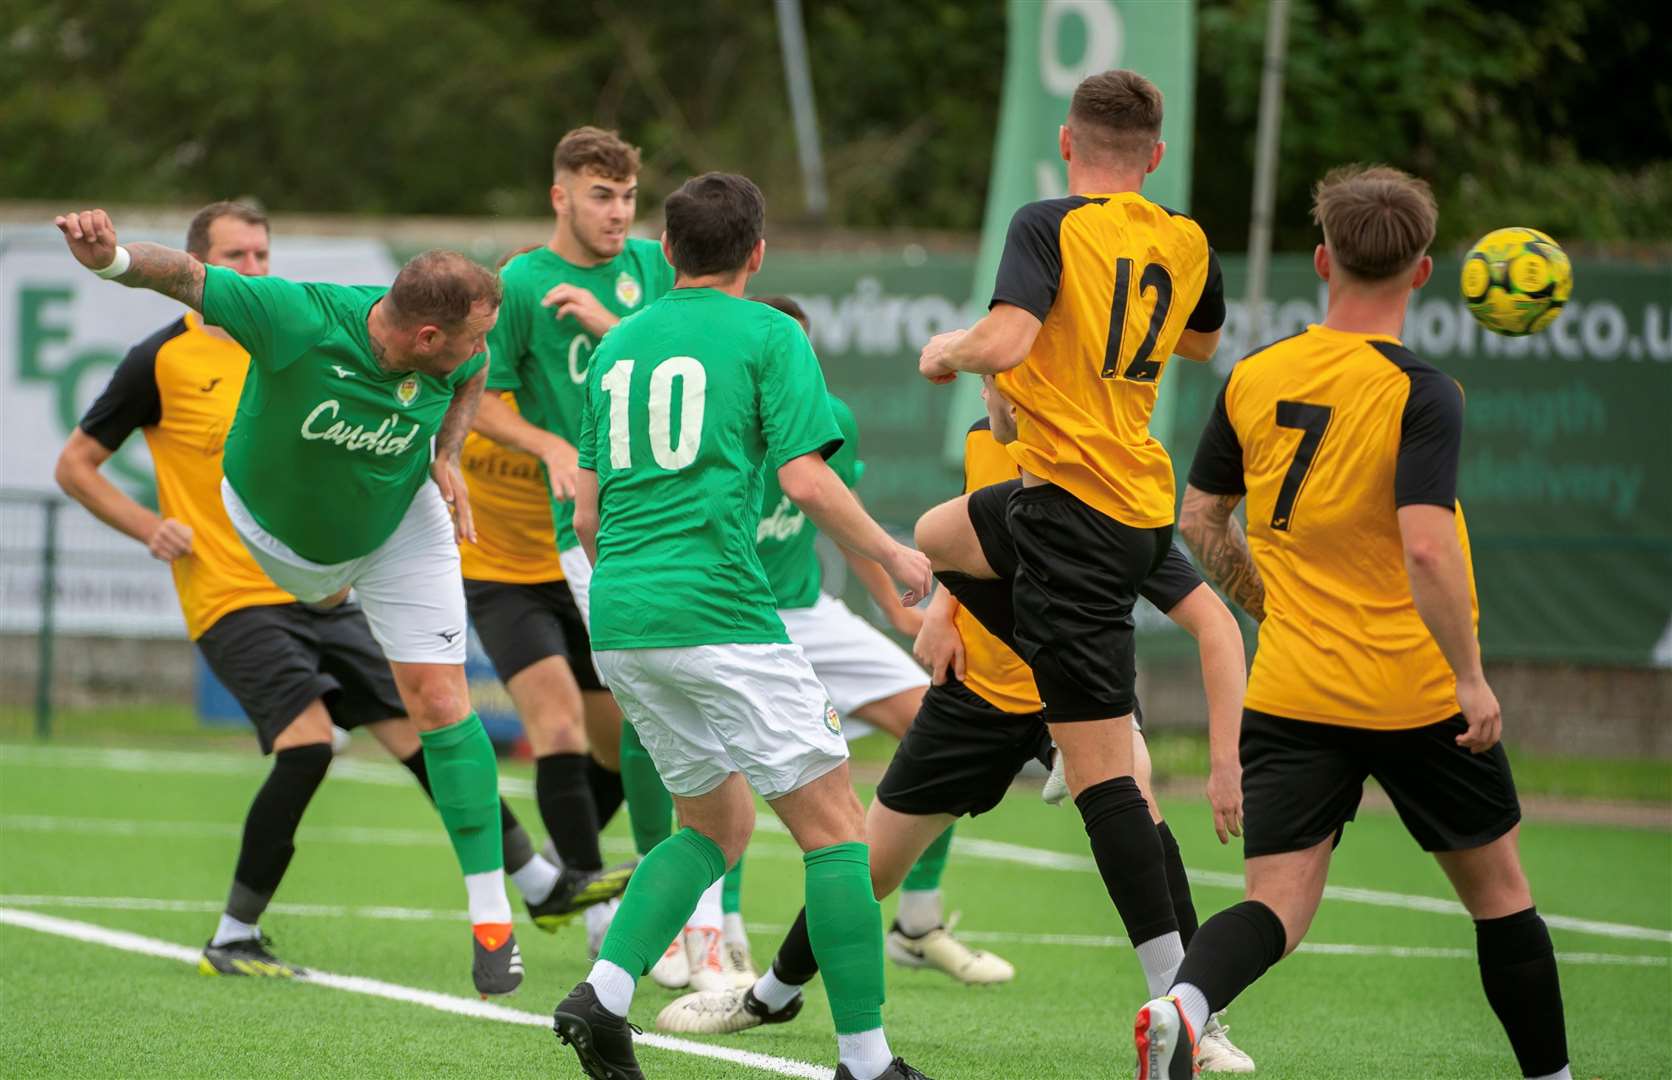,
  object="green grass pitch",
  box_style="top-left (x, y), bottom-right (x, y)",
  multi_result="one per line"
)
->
top-left (1, 735), bottom-right (1667, 1079)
